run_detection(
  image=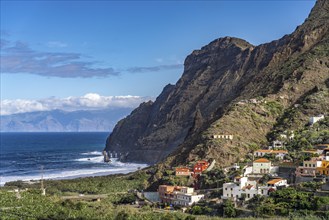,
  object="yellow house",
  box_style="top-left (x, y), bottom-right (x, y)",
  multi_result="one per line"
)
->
top-left (316, 160), bottom-right (329, 176)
